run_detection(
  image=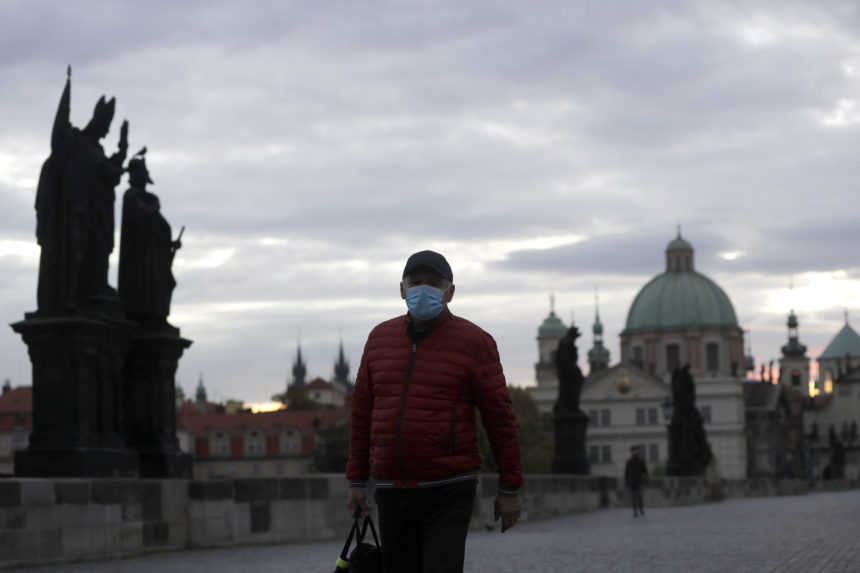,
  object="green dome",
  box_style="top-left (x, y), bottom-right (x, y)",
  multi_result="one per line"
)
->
top-left (625, 271), bottom-right (738, 332)
top-left (667, 236), bottom-right (693, 251)
top-left (538, 311), bottom-right (567, 338)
